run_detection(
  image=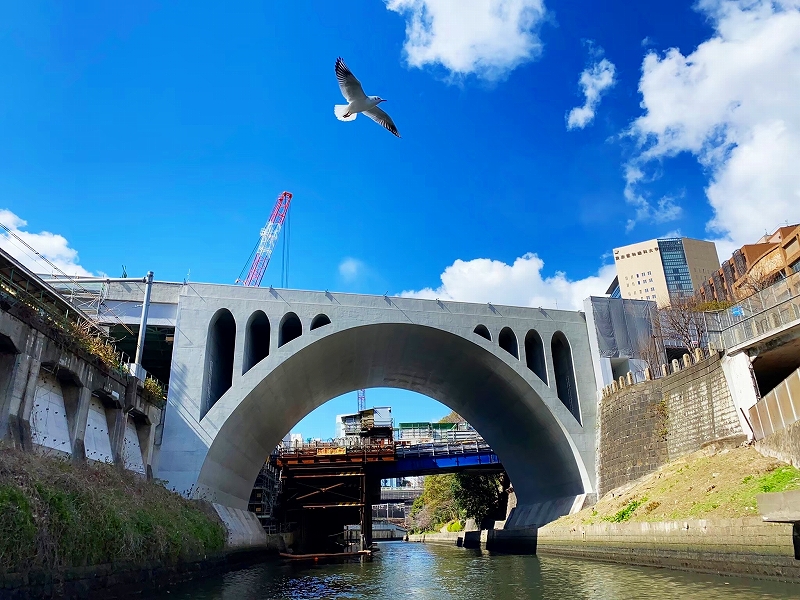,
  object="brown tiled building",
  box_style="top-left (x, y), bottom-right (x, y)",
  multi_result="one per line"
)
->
top-left (698, 224), bottom-right (800, 303)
